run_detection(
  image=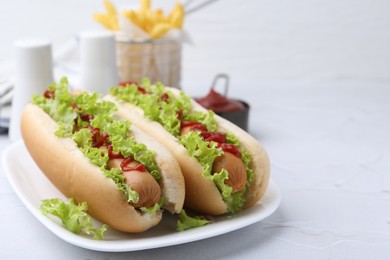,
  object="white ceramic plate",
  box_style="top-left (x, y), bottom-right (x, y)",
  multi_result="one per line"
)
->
top-left (2, 140), bottom-right (281, 252)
